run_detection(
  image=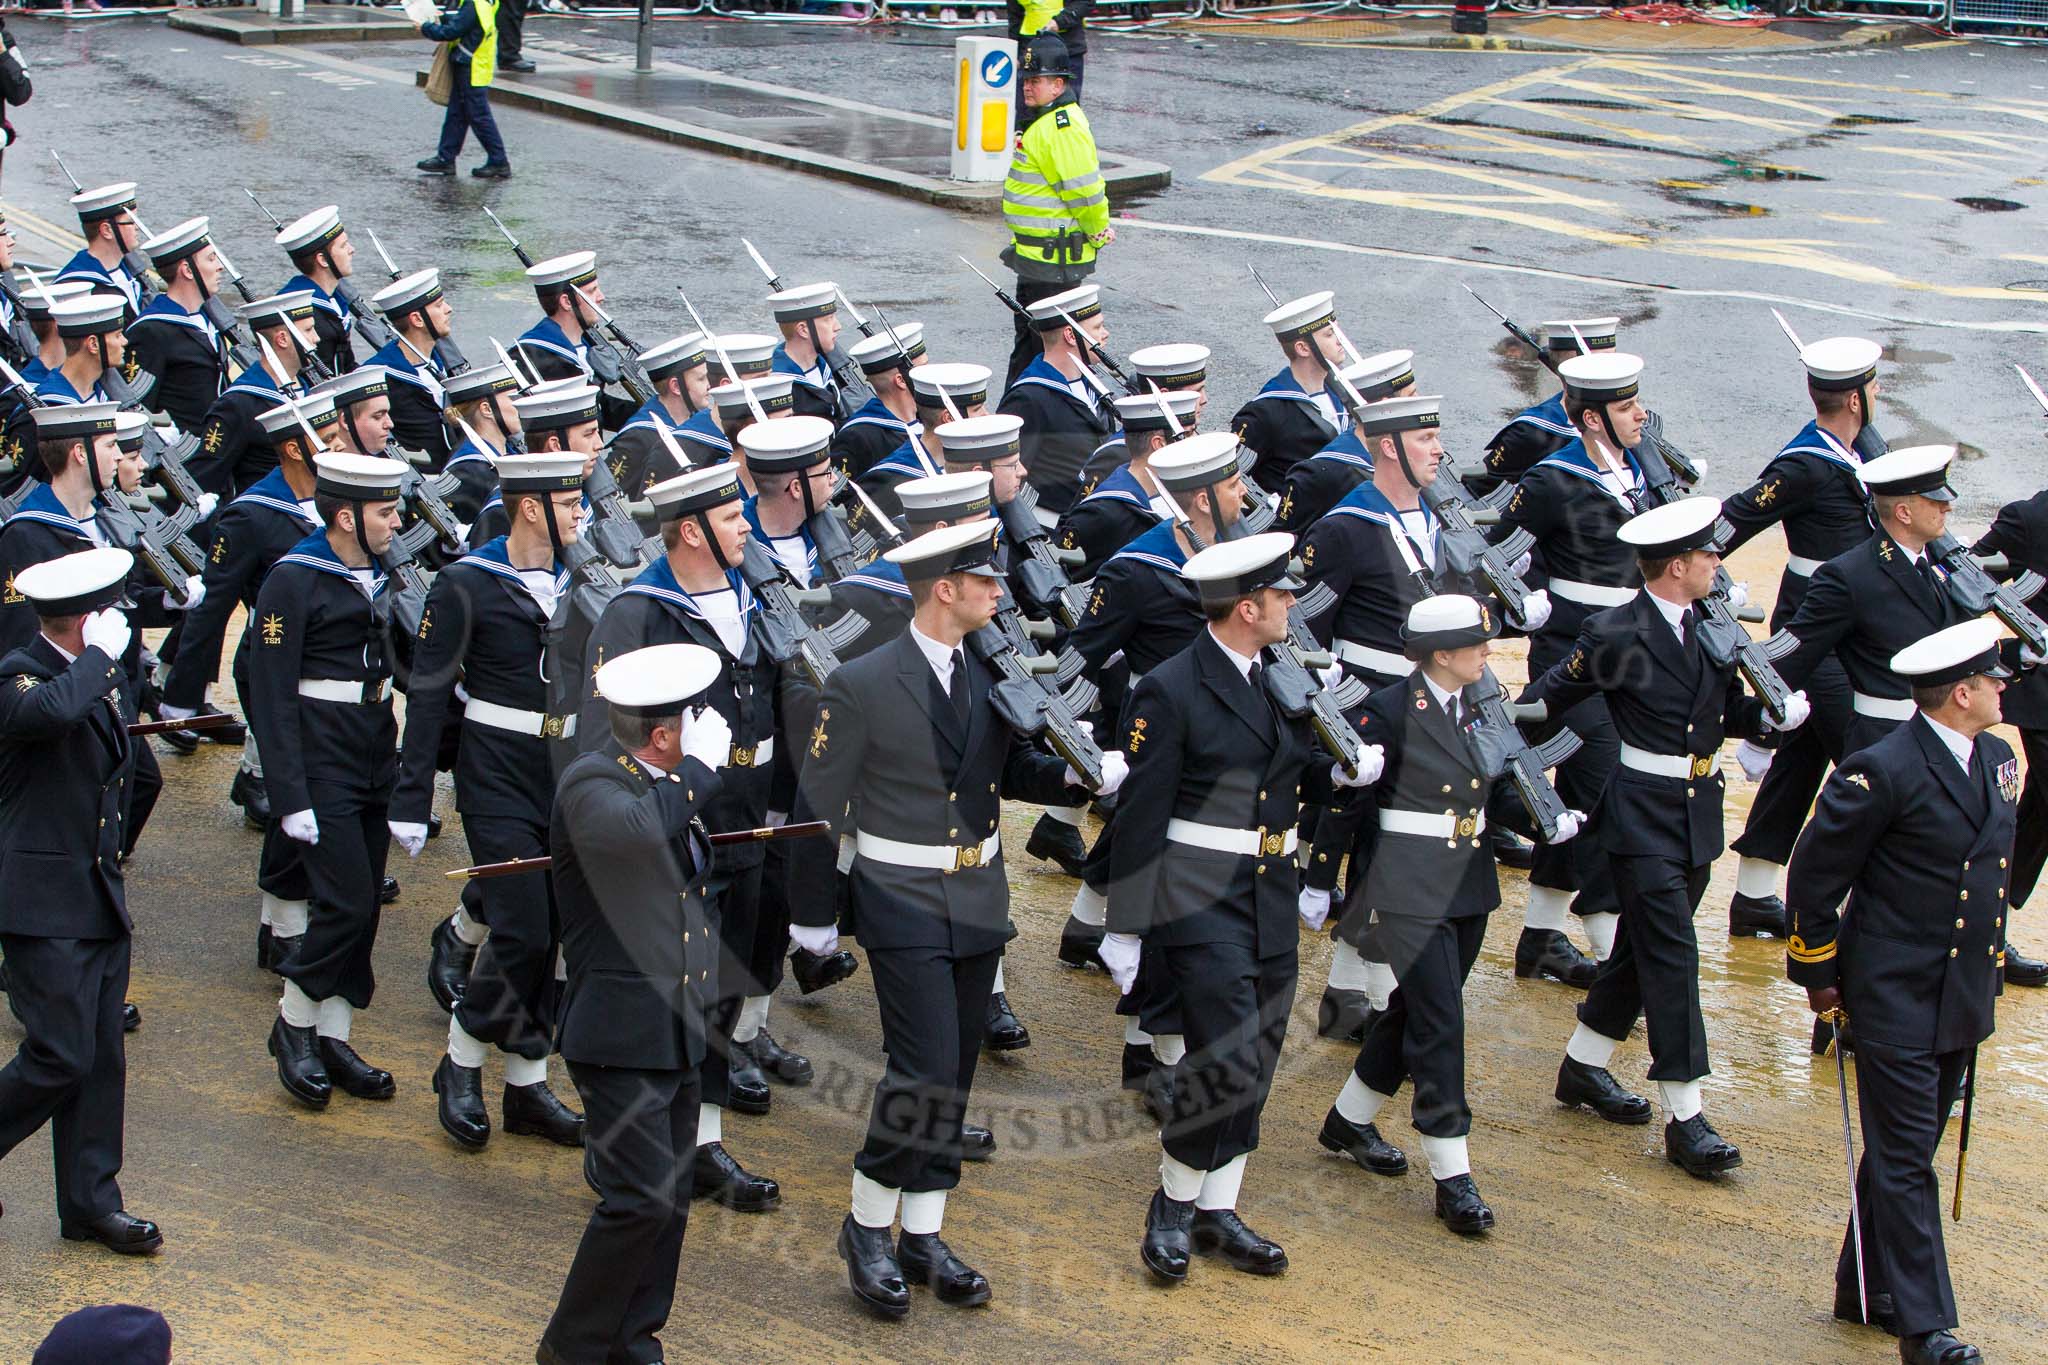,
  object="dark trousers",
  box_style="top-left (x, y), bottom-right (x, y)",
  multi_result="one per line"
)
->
top-left (495, 0), bottom-right (526, 61)
top-left (1158, 942), bottom-right (1297, 1172)
top-left (1115, 936), bottom-right (1184, 1036)
top-left (435, 59), bottom-right (509, 167)
top-left (120, 741), bottom-right (160, 859)
top-left (748, 837), bottom-right (792, 998)
top-left (1355, 913), bottom-right (1487, 1138)
top-left (697, 858), bottom-right (762, 1112)
top-left (1005, 277), bottom-right (1074, 393)
top-left (1731, 652), bottom-right (1852, 866)
top-left (1527, 693), bottom-right (1620, 919)
top-left (2010, 725), bottom-right (2048, 909)
top-left (453, 813), bottom-right (558, 1060)
top-left (256, 816), bottom-right (311, 903)
top-left (1578, 854), bottom-right (1712, 1083)
top-left (0, 933), bottom-right (130, 1225)
top-left (275, 783), bottom-right (392, 1009)
top-left (545, 1063), bottom-right (700, 1365)
top-left (1840, 1040), bottom-right (1970, 1338)
top-left (857, 943), bottom-right (1000, 1192)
